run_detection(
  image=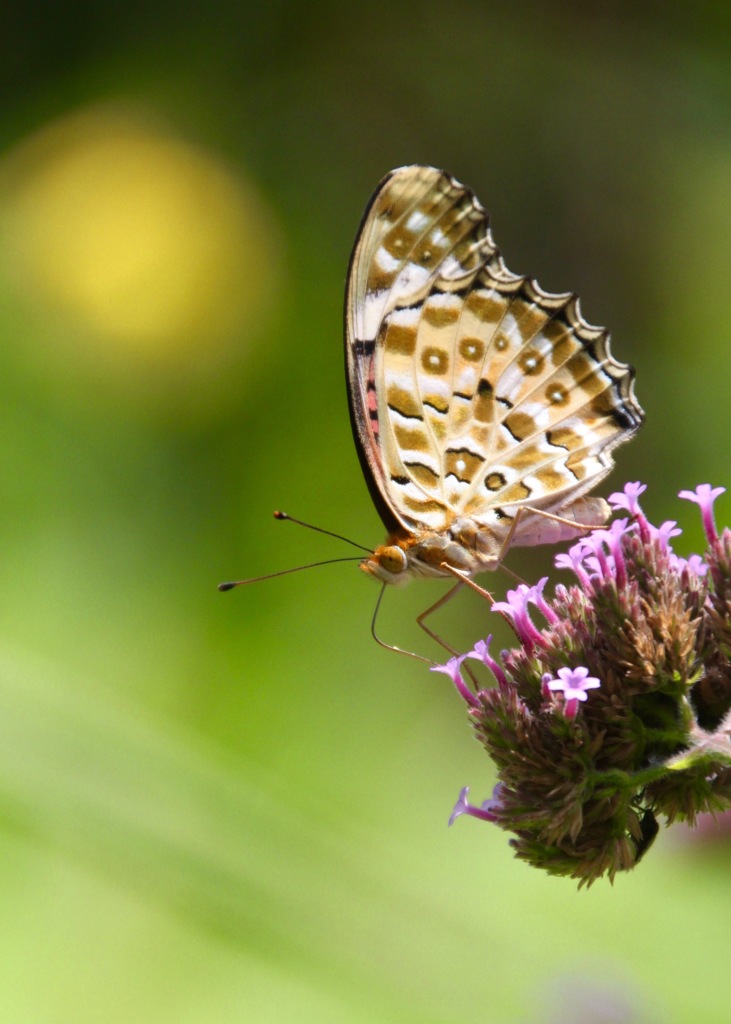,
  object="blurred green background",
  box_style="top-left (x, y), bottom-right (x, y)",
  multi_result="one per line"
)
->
top-left (0, 3), bottom-right (729, 1021)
